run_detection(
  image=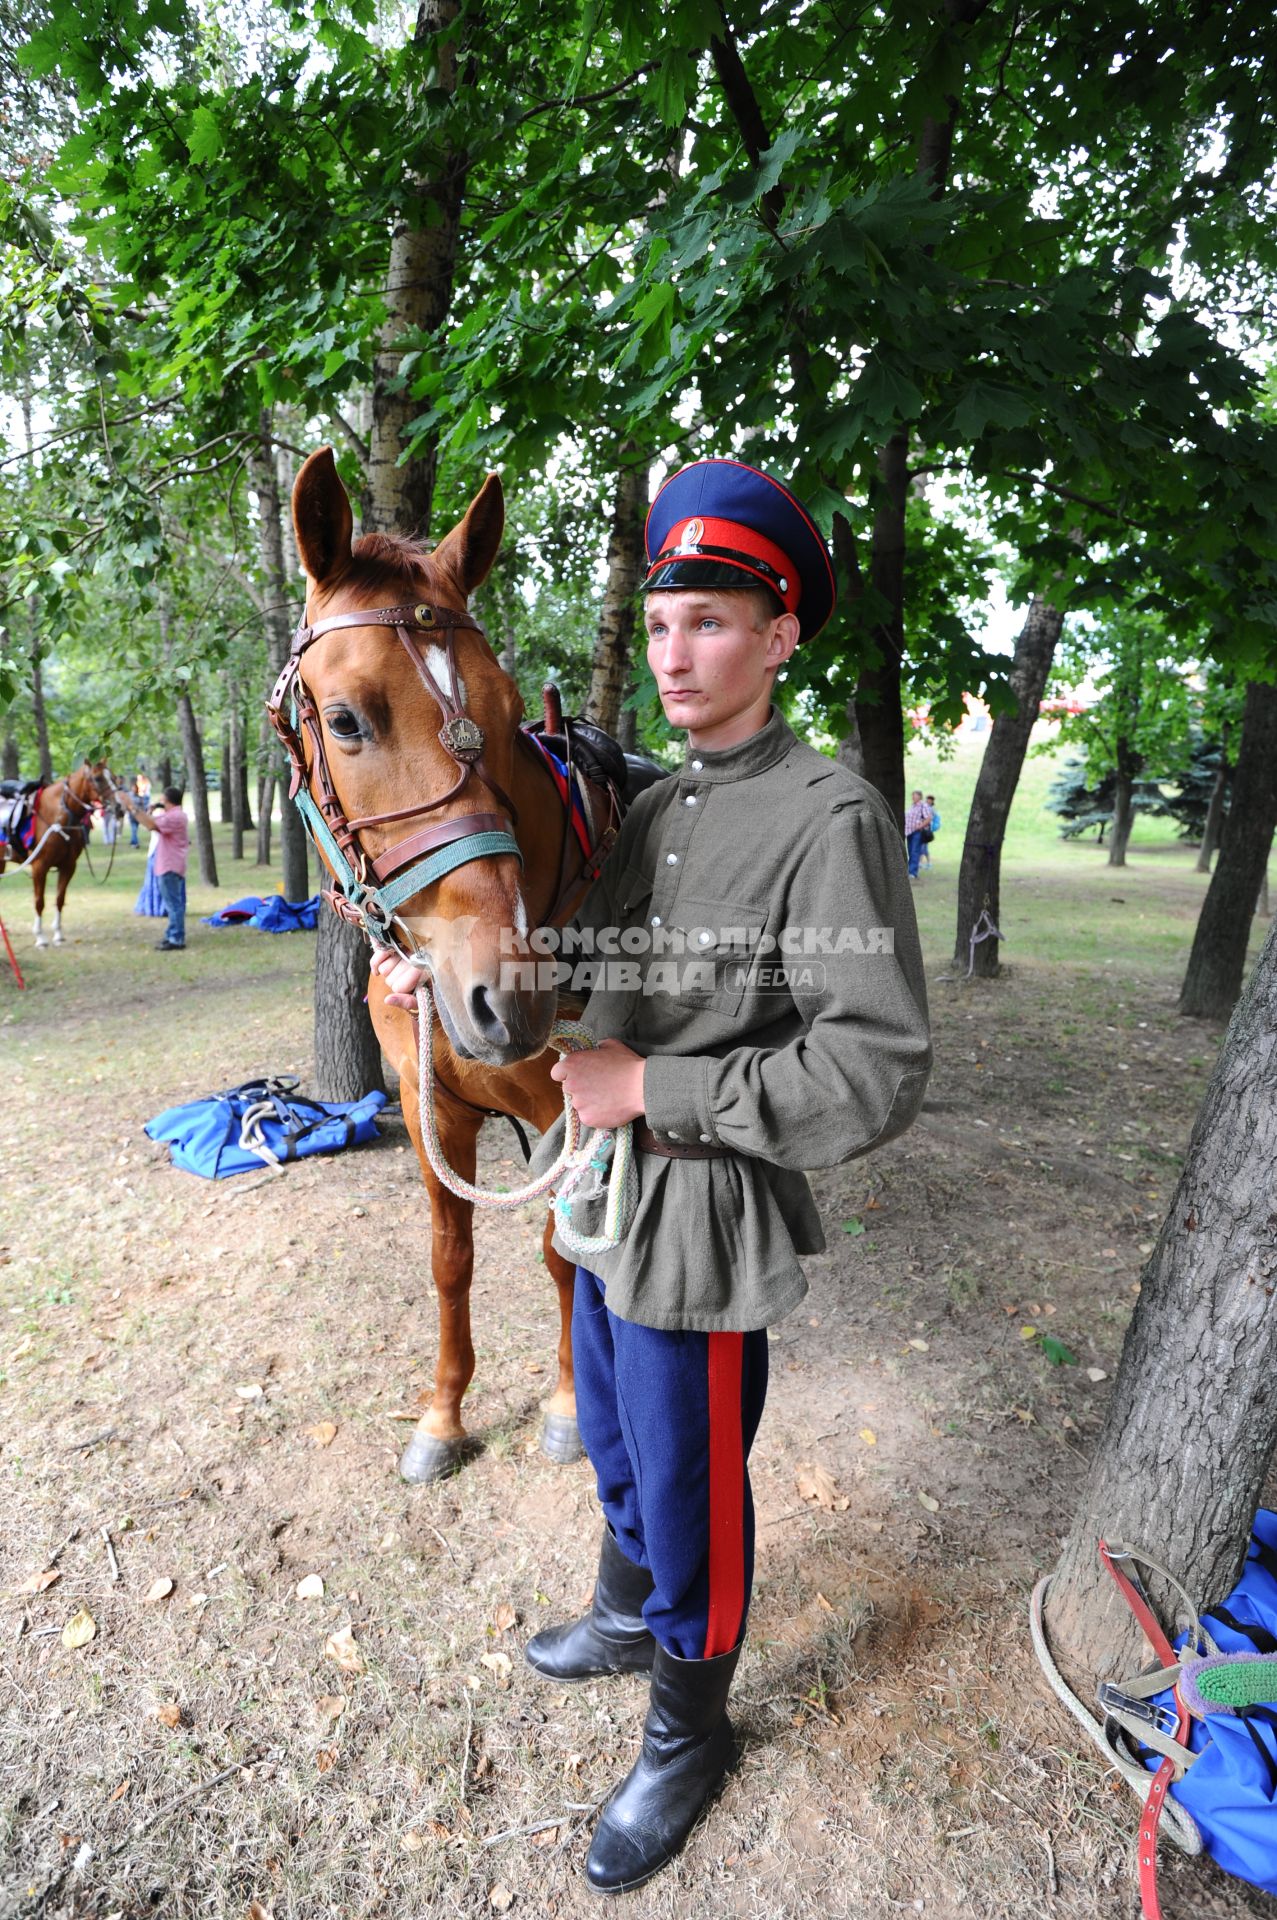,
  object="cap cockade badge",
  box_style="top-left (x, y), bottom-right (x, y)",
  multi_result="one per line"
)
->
top-left (440, 716), bottom-right (485, 760)
top-left (681, 517), bottom-right (705, 551)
